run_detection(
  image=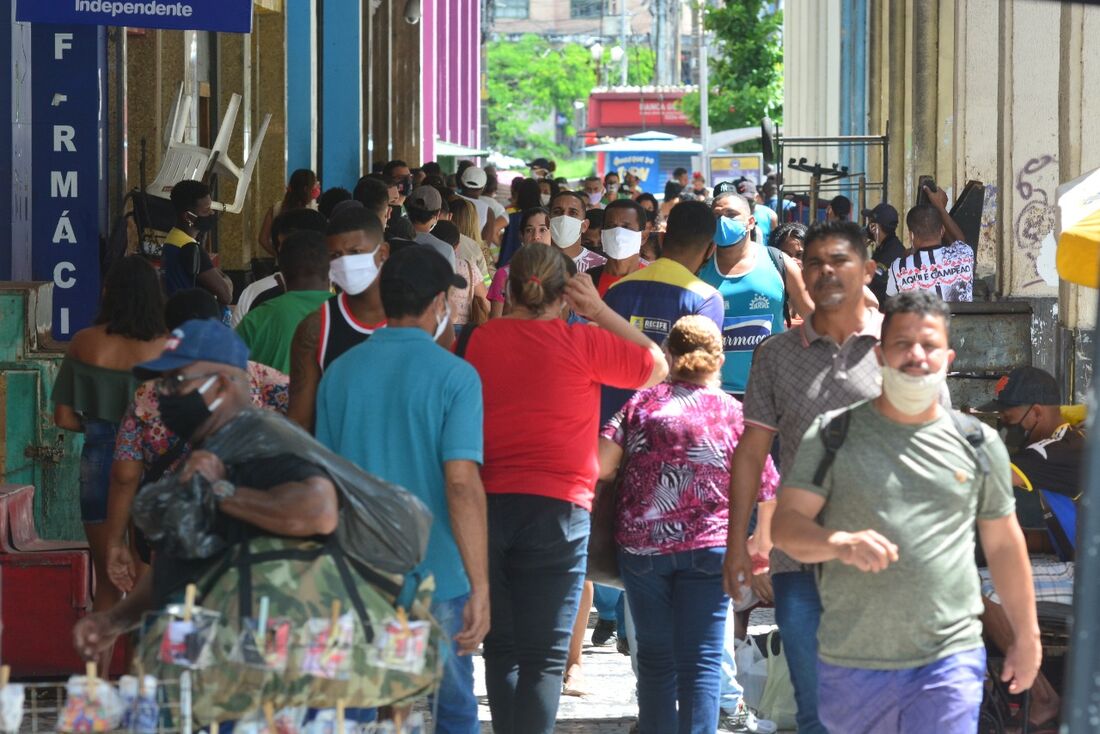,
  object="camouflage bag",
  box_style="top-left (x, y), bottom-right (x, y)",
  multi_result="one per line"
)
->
top-left (138, 534), bottom-right (443, 724)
